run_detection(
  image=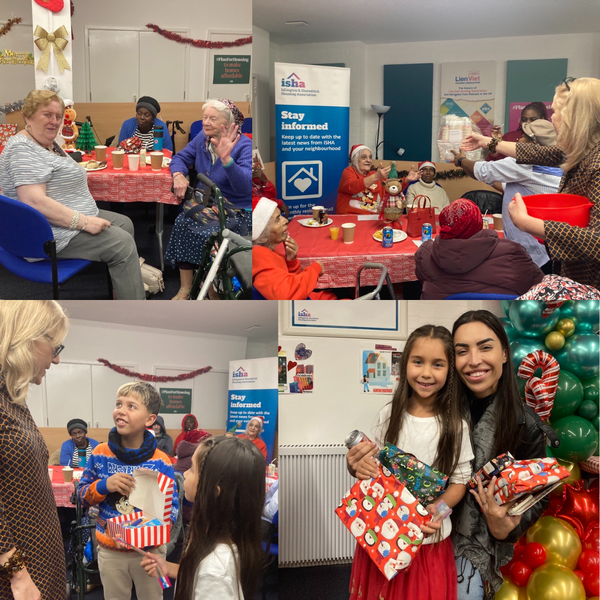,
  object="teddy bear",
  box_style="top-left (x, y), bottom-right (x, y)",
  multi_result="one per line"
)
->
top-left (379, 162), bottom-right (405, 229)
top-left (59, 101), bottom-right (79, 149)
